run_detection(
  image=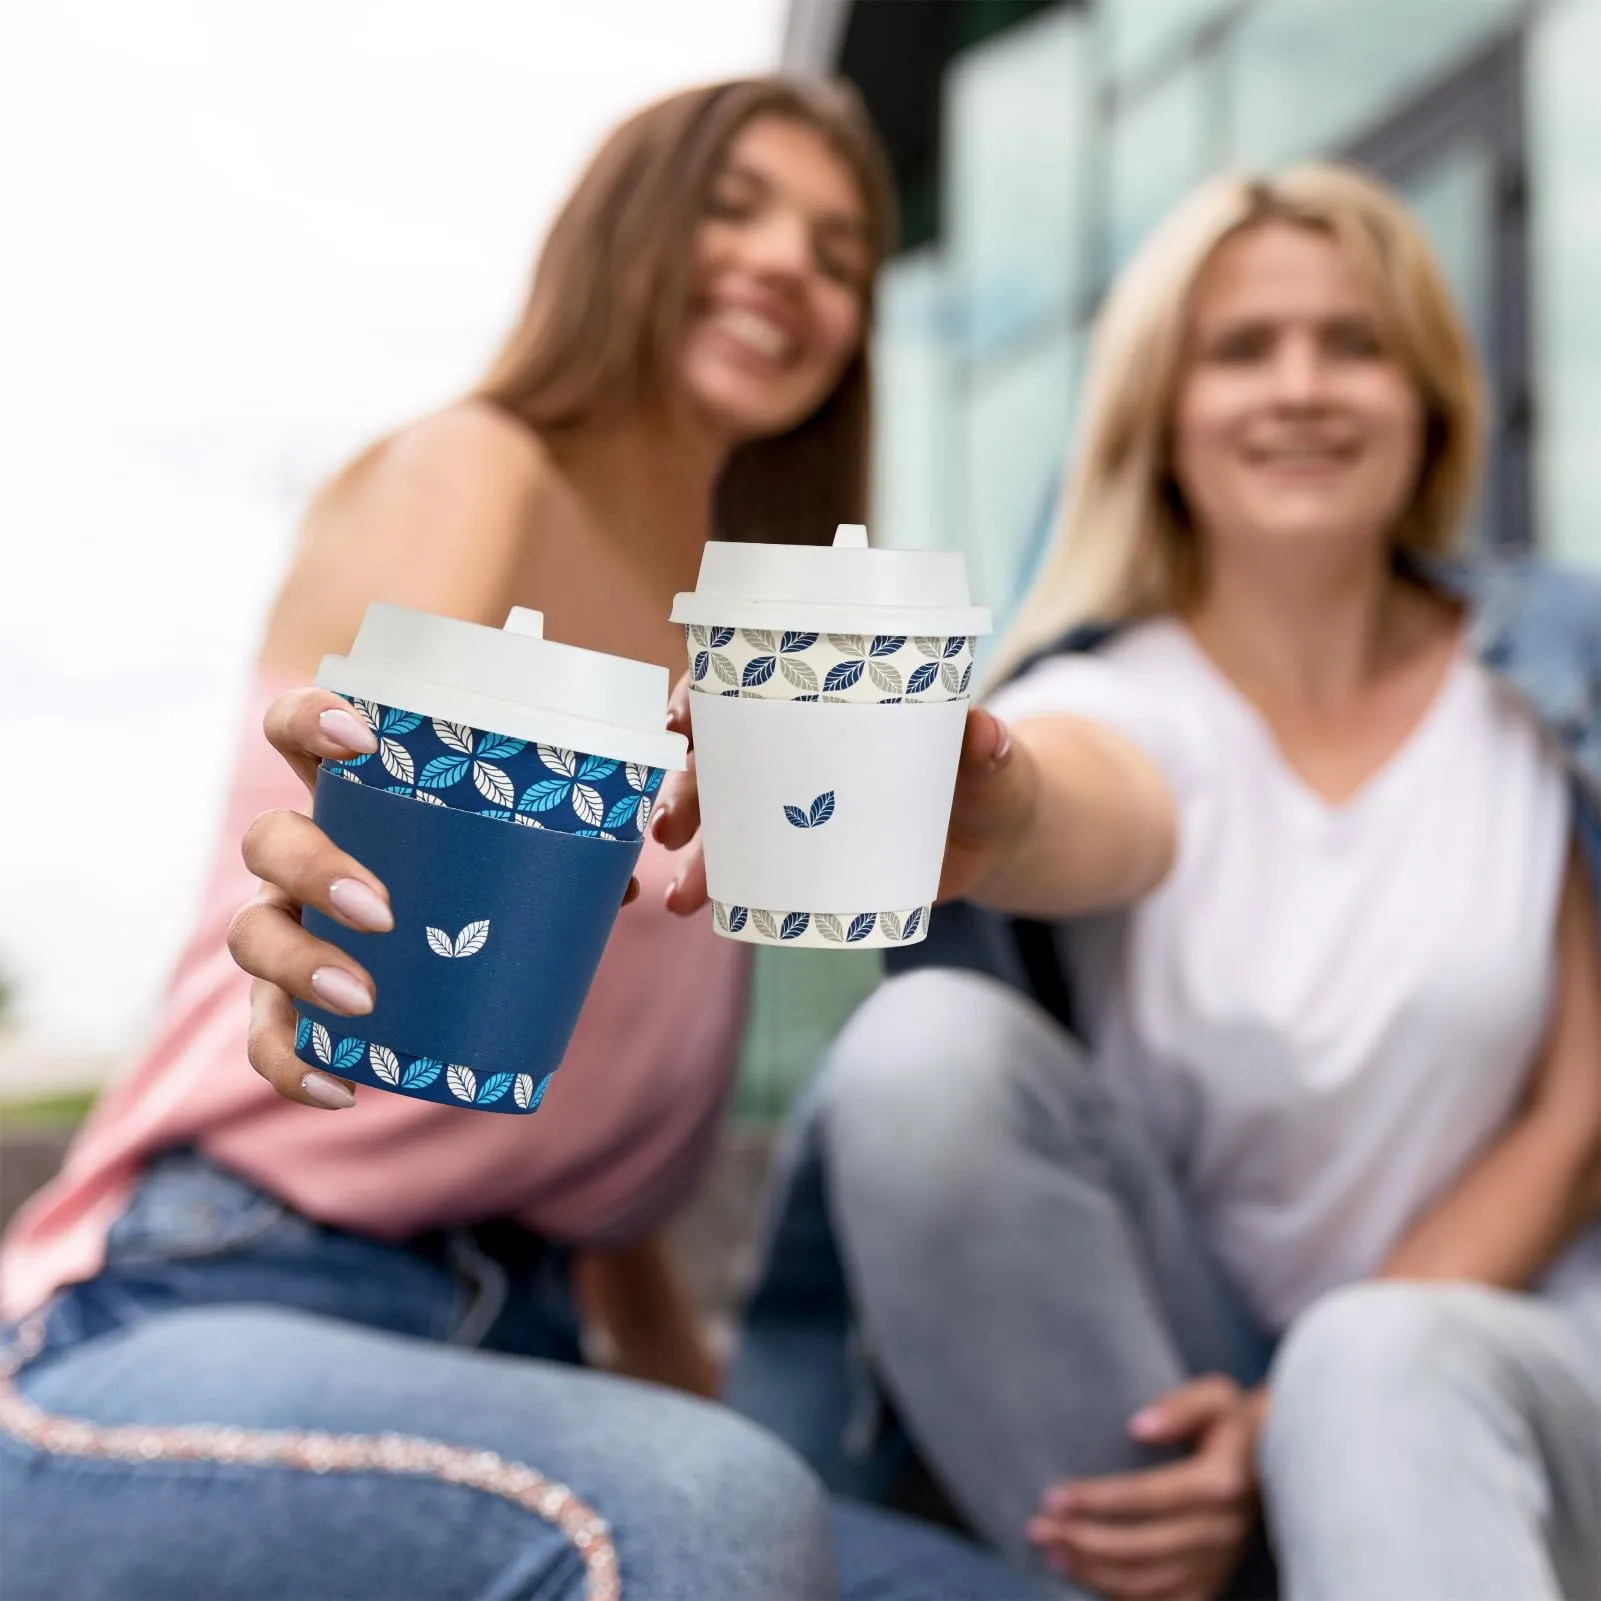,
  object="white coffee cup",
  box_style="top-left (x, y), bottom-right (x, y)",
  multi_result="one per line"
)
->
top-left (671, 525), bottom-right (991, 949)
